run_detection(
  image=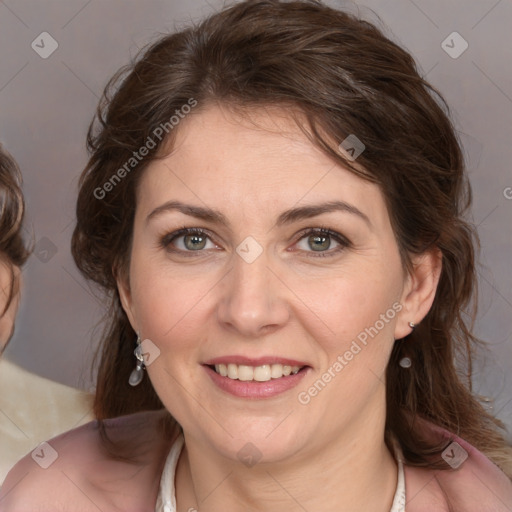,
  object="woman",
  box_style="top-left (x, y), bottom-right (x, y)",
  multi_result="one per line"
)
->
top-left (2, 0), bottom-right (512, 510)
top-left (0, 143), bottom-right (94, 484)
